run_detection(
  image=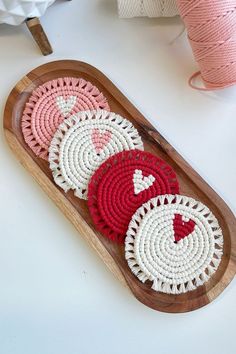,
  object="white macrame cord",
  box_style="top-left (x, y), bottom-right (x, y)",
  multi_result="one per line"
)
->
top-left (118, 0), bottom-right (179, 18)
